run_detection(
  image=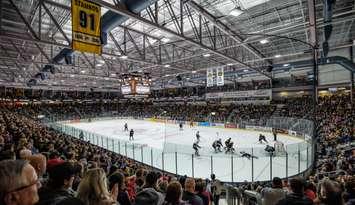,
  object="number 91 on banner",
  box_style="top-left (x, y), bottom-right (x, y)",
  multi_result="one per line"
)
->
top-left (72, 0), bottom-right (101, 54)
